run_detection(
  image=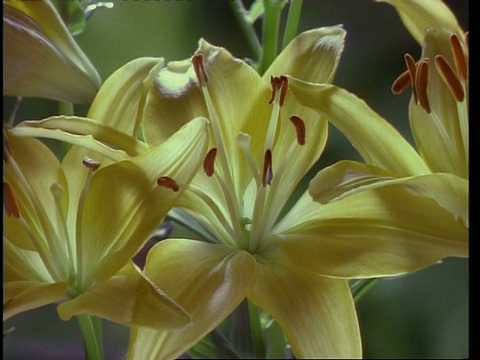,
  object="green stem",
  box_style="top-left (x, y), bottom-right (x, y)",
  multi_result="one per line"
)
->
top-left (351, 278), bottom-right (381, 302)
top-left (248, 300), bottom-right (266, 359)
top-left (230, 0), bottom-right (262, 63)
top-left (281, 0), bottom-right (303, 49)
top-left (77, 315), bottom-right (104, 360)
top-left (58, 101), bottom-right (74, 116)
top-left (259, 0), bottom-right (284, 74)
